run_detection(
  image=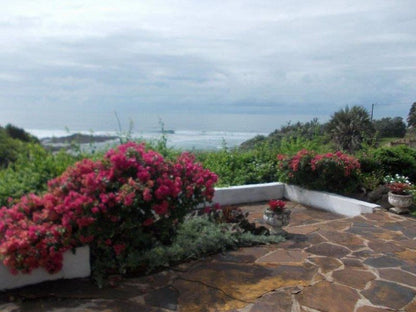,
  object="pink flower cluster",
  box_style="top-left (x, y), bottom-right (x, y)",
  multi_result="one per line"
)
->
top-left (276, 149), bottom-right (361, 194)
top-left (277, 149), bottom-right (360, 176)
top-left (0, 142), bottom-right (218, 275)
top-left (310, 151), bottom-right (360, 176)
top-left (288, 149), bottom-right (314, 172)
